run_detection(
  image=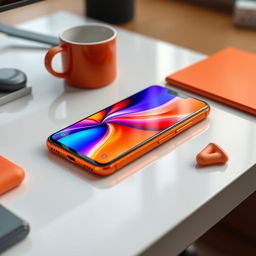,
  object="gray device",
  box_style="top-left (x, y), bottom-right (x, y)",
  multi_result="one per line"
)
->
top-left (0, 68), bottom-right (27, 92)
top-left (0, 68), bottom-right (32, 106)
top-left (0, 0), bottom-right (59, 46)
top-left (0, 0), bottom-right (43, 12)
top-left (0, 87), bottom-right (32, 106)
top-left (0, 24), bottom-right (59, 46)
top-left (0, 205), bottom-right (30, 254)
